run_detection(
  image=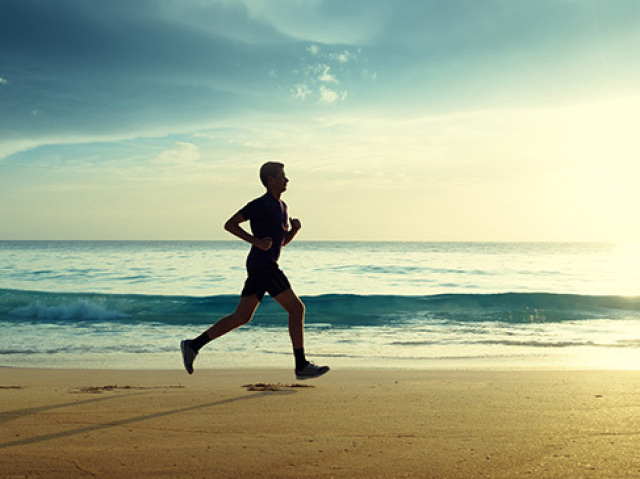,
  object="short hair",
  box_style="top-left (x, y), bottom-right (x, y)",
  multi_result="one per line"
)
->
top-left (259, 161), bottom-right (284, 187)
